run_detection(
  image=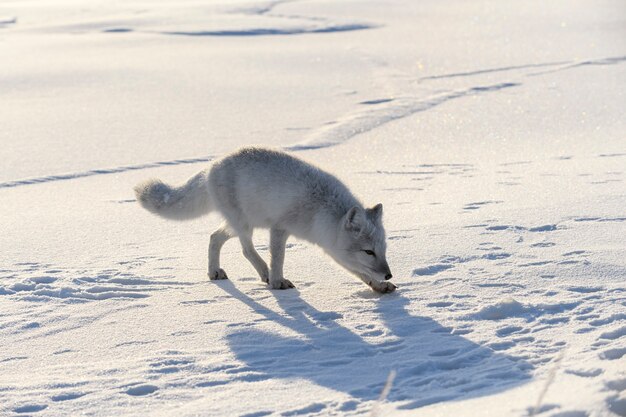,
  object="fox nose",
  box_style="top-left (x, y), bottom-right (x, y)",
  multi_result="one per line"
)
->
top-left (385, 273), bottom-right (393, 280)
